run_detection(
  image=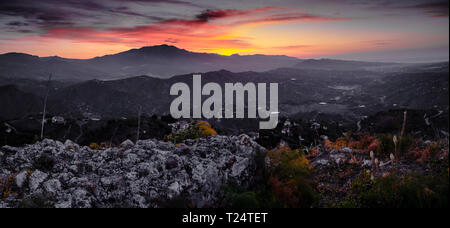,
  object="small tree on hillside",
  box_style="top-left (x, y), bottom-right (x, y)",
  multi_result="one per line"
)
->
top-left (40, 74), bottom-right (52, 140)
